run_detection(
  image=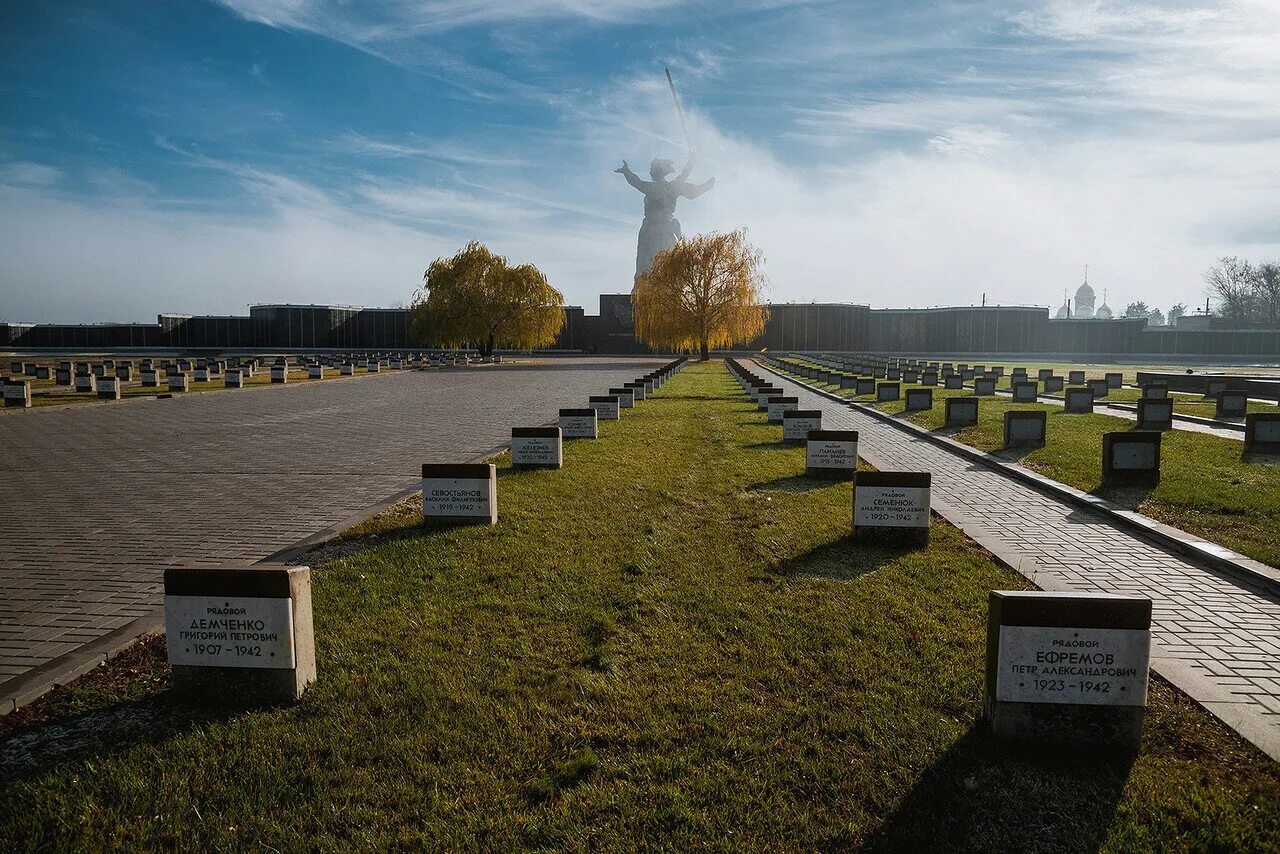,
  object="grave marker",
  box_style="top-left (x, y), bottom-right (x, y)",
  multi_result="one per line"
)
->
top-left (985, 590), bottom-right (1151, 749)
top-left (169, 373), bottom-right (190, 392)
top-left (853, 471), bottom-right (931, 544)
top-left (1105, 372), bottom-right (1123, 389)
top-left (271, 364), bottom-right (288, 383)
top-left (805, 429), bottom-right (858, 479)
top-left (165, 564), bottom-right (316, 704)
top-left (1086, 379), bottom-right (1110, 398)
top-left (1043, 376), bottom-right (1064, 394)
top-left (511, 426), bottom-right (563, 468)
top-left (1141, 384), bottom-right (1168, 399)
top-left (1244, 413), bottom-right (1280, 454)
top-left (876, 382), bottom-right (900, 402)
top-left (1011, 381), bottom-right (1037, 403)
top-left (856, 377), bottom-right (876, 396)
top-left (1136, 398), bottom-right (1173, 430)
top-left (945, 375), bottom-right (964, 390)
top-left (945, 396), bottom-right (978, 427)
top-left (905, 388), bottom-right (933, 411)
top-left (558, 408), bottom-right (598, 439)
top-left (1069, 370), bottom-right (1086, 384)
top-left (1204, 379), bottom-right (1227, 399)
top-left (96, 376), bottom-right (121, 400)
top-left (782, 409), bottom-right (823, 444)
top-left (421, 462), bottom-right (497, 525)
top-left (1102, 431), bottom-right (1161, 486)
top-left (1004, 410), bottom-right (1046, 448)
top-left (609, 387), bottom-right (634, 409)
top-left (3, 379), bottom-right (32, 408)
top-left (225, 369), bottom-right (244, 388)
top-left (767, 395), bottom-right (799, 423)
top-left (1064, 387), bottom-right (1094, 414)
top-left (141, 368), bottom-right (160, 387)
top-left (1215, 391), bottom-right (1247, 418)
